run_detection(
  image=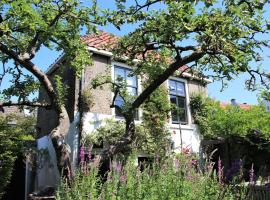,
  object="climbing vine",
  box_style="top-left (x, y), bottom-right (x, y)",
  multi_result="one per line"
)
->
top-left (83, 84), bottom-right (171, 157)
